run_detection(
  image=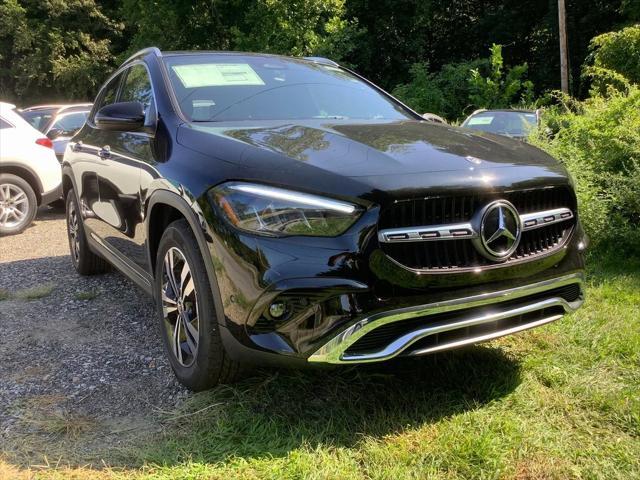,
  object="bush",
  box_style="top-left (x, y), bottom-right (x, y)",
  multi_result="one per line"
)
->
top-left (531, 87), bottom-right (640, 246)
top-left (468, 44), bottom-right (535, 110)
top-left (392, 45), bottom-right (534, 121)
top-left (583, 24), bottom-right (640, 94)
